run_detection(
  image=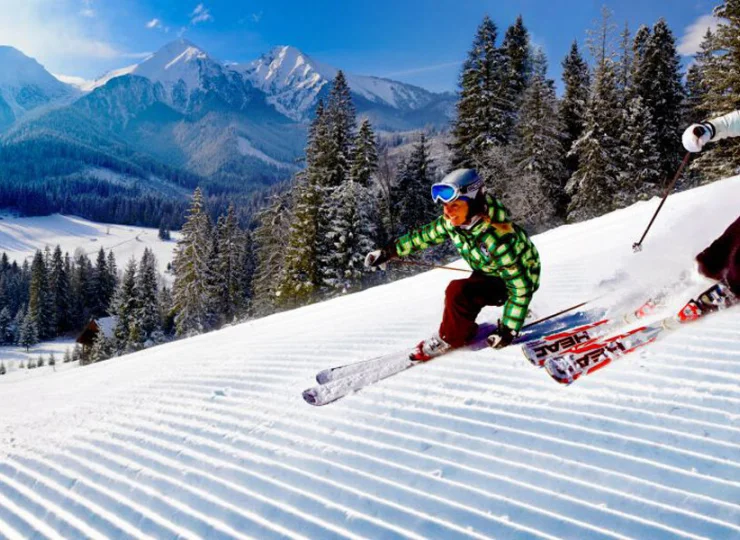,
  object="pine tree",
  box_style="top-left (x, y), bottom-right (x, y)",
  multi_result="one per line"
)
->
top-left (684, 29), bottom-right (713, 124)
top-left (694, 1), bottom-right (740, 178)
top-left (133, 248), bottom-right (160, 344)
top-left (0, 307), bottom-right (10, 344)
top-left (49, 245), bottom-right (71, 335)
top-left (567, 58), bottom-right (621, 222)
top-left (500, 15), bottom-right (532, 128)
top-left (393, 134), bottom-right (437, 234)
top-left (616, 95), bottom-right (662, 205)
top-left (450, 15), bottom-right (508, 167)
top-left (560, 41), bottom-right (591, 174)
top-left (325, 71), bottom-right (357, 189)
top-left (158, 284), bottom-right (175, 336)
top-left (514, 48), bottom-right (567, 225)
top-left (29, 250), bottom-right (53, 340)
top-left (214, 205), bottom-right (246, 323)
top-left (278, 101), bottom-right (333, 307)
top-left (633, 19), bottom-right (684, 178)
top-left (19, 309), bottom-right (38, 351)
top-left (252, 192), bottom-right (291, 315)
top-left (90, 332), bottom-right (113, 363)
top-left (172, 187), bottom-right (215, 335)
top-left (113, 257), bottom-right (138, 351)
top-left (321, 178), bottom-right (378, 293)
top-left (277, 172), bottom-right (322, 307)
top-left (350, 119), bottom-right (379, 188)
